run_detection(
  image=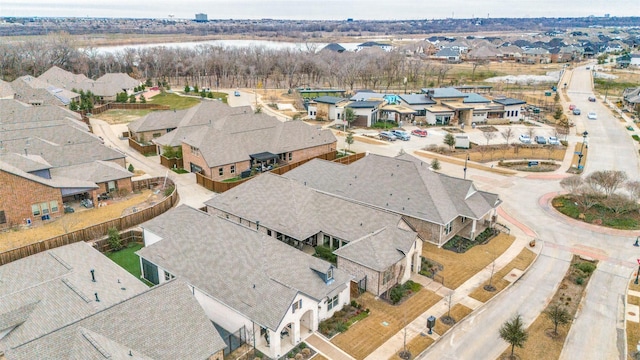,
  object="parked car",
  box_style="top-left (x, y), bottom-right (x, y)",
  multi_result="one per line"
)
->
top-left (569, 104), bottom-right (576, 110)
top-left (588, 96), bottom-right (596, 102)
top-left (518, 134), bottom-right (531, 144)
top-left (548, 136), bottom-right (560, 145)
top-left (573, 108), bottom-right (581, 115)
top-left (411, 129), bottom-right (428, 137)
top-left (391, 130), bottom-right (410, 141)
top-left (379, 131), bottom-right (397, 141)
top-left (534, 135), bottom-right (547, 144)
top-left (588, 112), bottom-right (597, 120)
top-left (234, 90), bottom-right (241, 96)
